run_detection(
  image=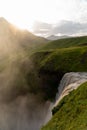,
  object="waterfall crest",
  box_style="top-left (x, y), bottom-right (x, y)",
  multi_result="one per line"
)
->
top-left (55, 72), bottom-right (87, 106)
